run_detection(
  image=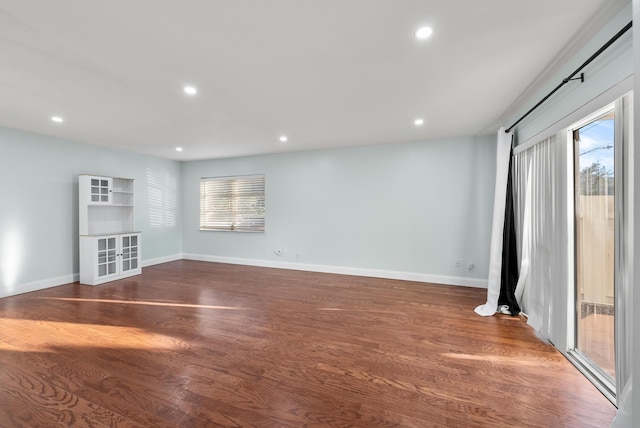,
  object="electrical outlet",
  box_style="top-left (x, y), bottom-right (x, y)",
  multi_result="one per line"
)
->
top-left (455, 260), bottom-right (461, 268)
top-left (466, 263), bottom-right (474, 272)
